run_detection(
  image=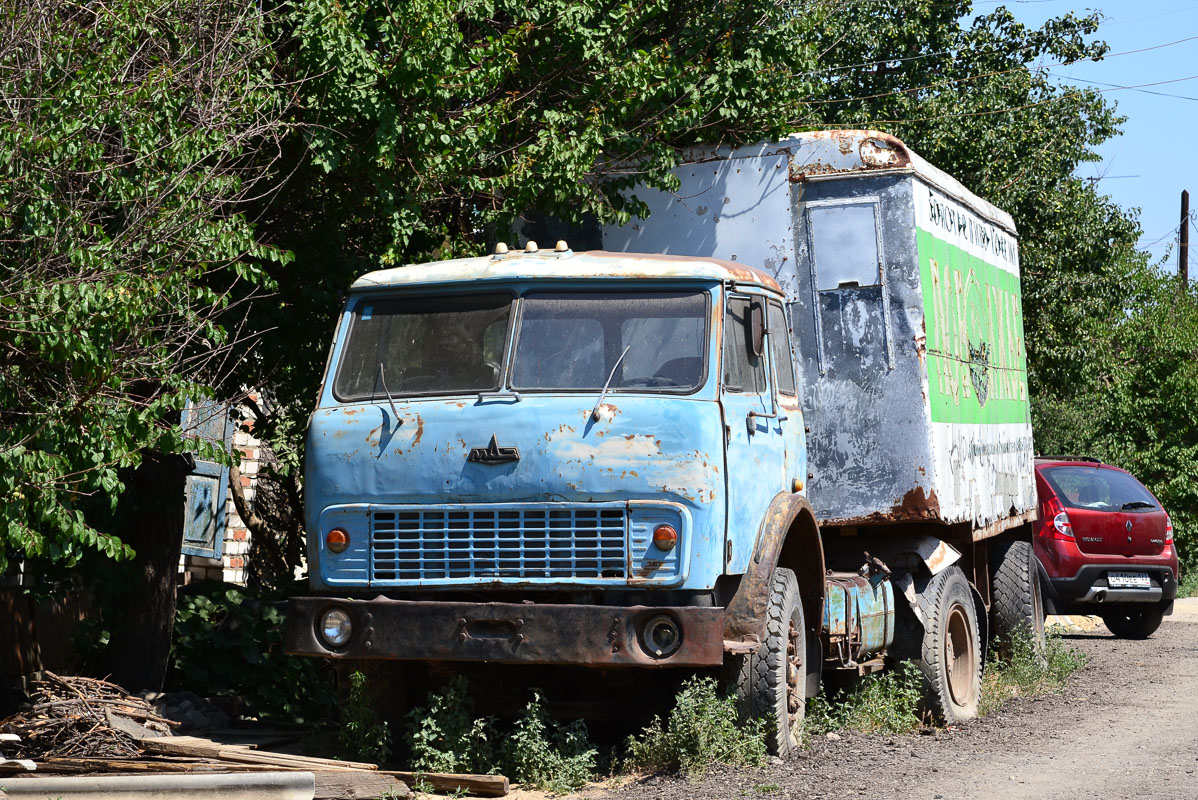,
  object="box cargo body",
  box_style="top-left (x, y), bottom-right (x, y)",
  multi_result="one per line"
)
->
top-left (601, 130), bottom-right (1035, 537)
